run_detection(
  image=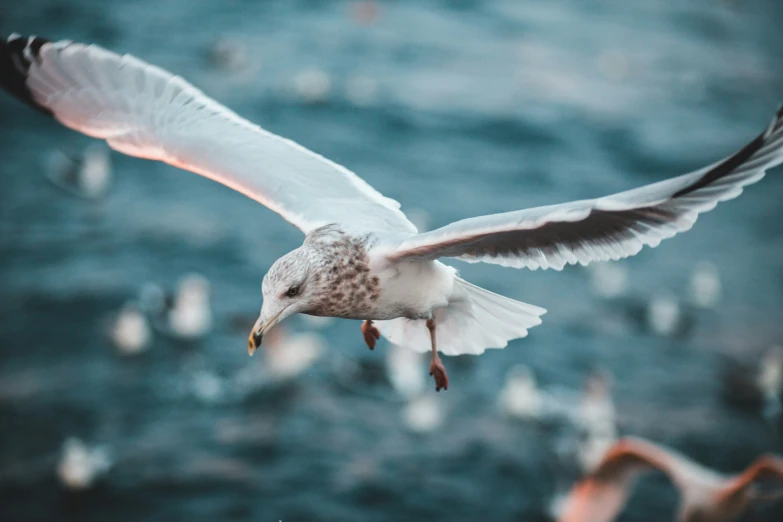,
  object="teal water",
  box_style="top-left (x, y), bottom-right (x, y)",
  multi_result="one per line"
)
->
top-left (1, 1), bottom-right (783, 520)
